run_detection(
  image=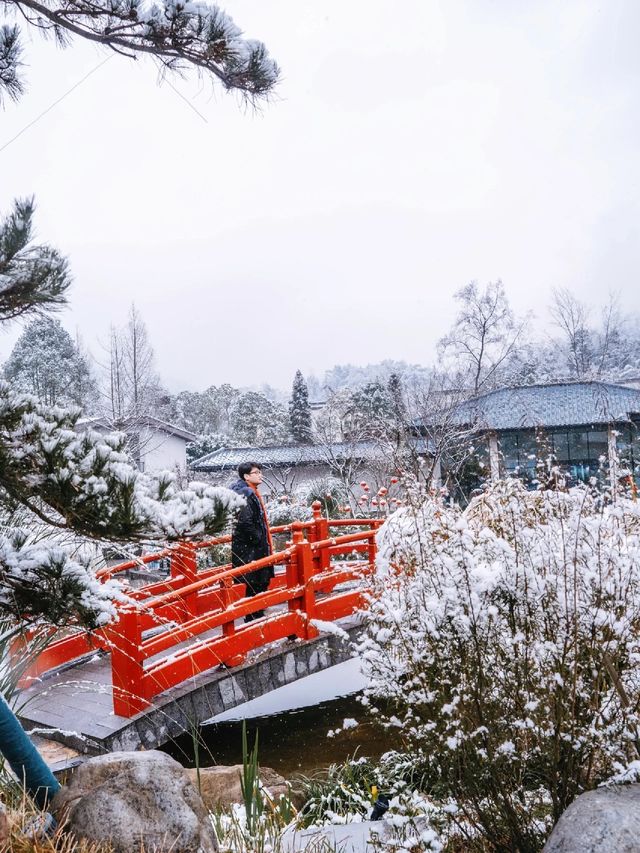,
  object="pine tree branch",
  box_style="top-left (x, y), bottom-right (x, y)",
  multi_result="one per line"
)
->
top-left (9, 0), bottom-right (279, 102)
top-left (0, 529), bottom-right (122, 627)
top-left (0, 197), bottom-right (71, 321)
top-left (0, 381), bottom-right (244, 542)
top-left (0, 24), bottom-right (25, 102)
